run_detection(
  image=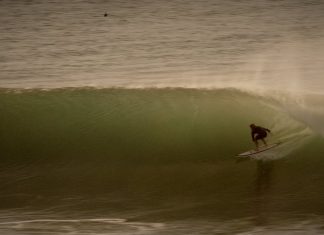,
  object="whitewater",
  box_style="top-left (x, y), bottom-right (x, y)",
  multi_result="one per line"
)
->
top-left (1, 0), bottom-right (324, 234)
